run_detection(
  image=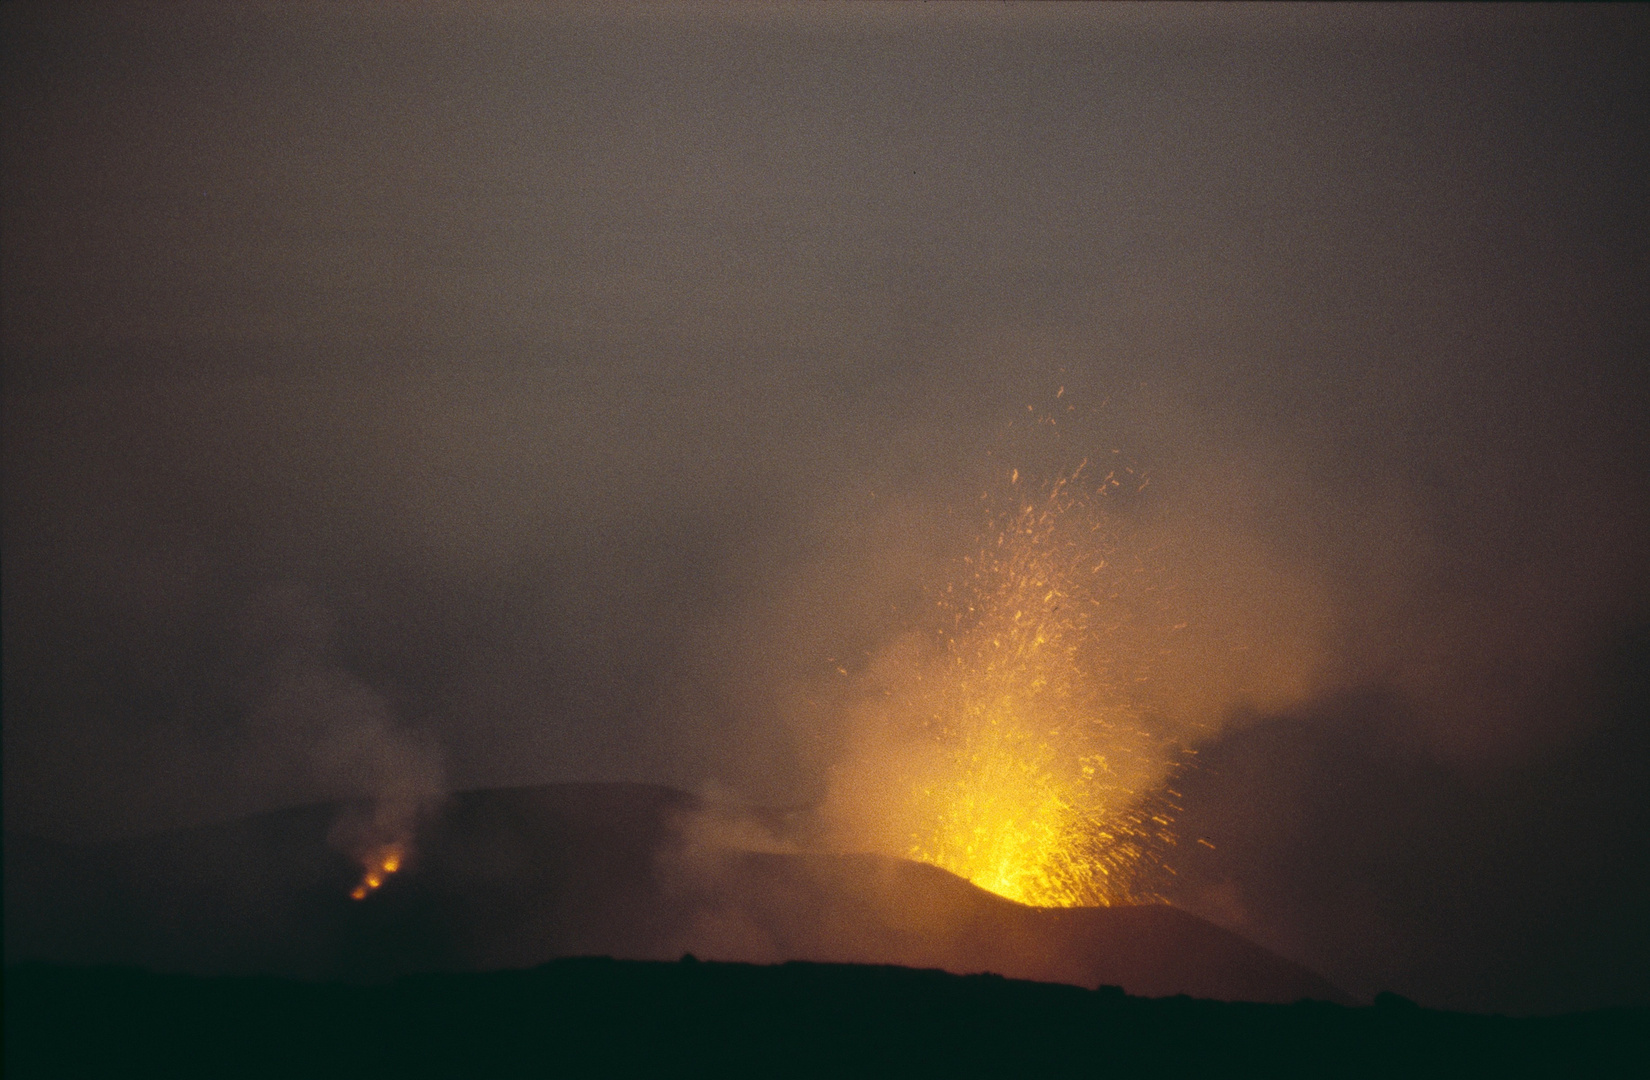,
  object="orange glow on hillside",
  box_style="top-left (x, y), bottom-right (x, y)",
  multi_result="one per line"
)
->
top-left (349, 845), bottom-right (405, 901)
